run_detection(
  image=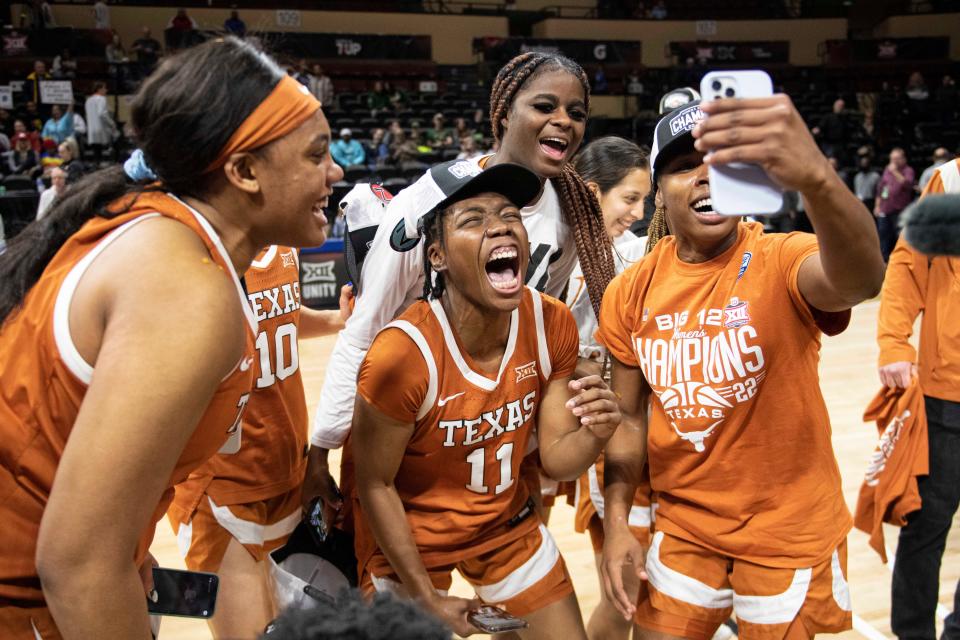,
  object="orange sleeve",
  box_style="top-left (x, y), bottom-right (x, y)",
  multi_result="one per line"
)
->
top-left (542, 295), bottom-right (579, 380)
top-left (595, 270), bottom-right (639, 366)
top-left (778, 232), bottom-right (851, 336)
top-left (920, 168), bottom-right (944, 198)
top-left (357, 327), bottom-right (429, 423)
